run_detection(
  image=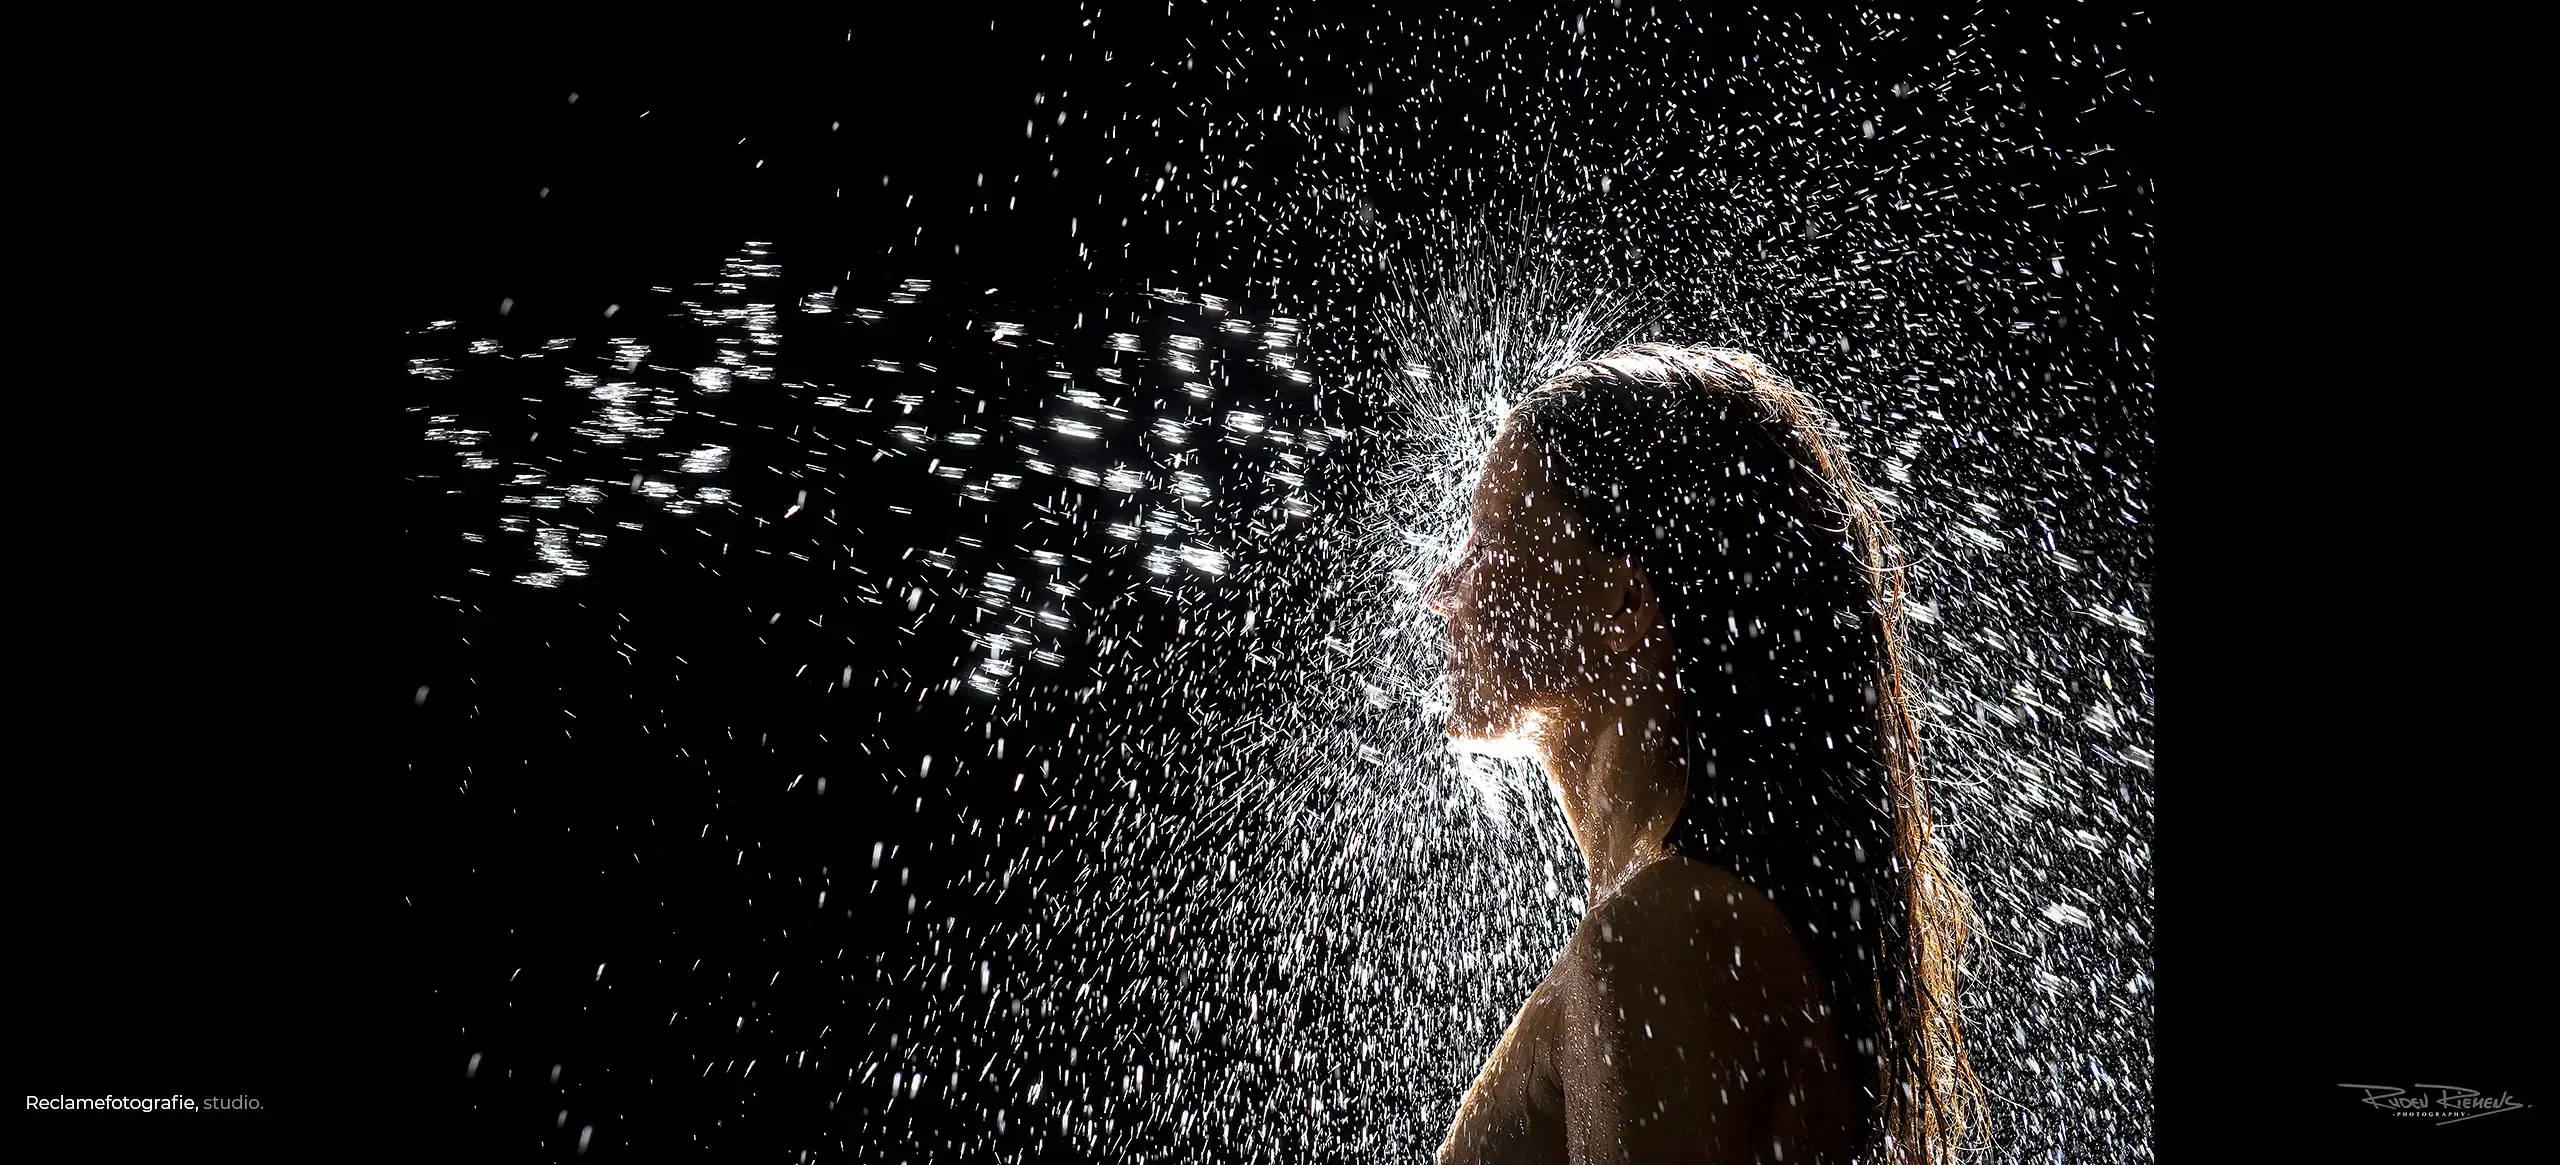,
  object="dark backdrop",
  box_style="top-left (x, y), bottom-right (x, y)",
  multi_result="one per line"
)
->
top-left (7, 4), bottom-right (2543, 1160)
